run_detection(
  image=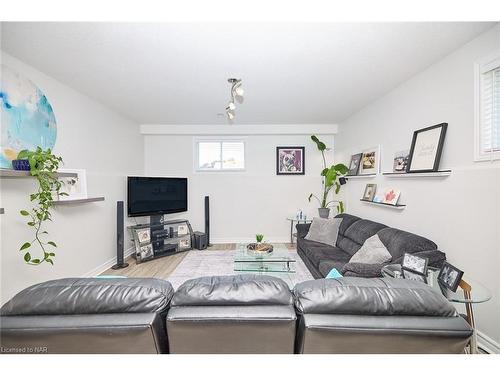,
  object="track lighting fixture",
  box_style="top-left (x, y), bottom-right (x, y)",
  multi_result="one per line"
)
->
top-left (225, 78), bottom-right (244, 121)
